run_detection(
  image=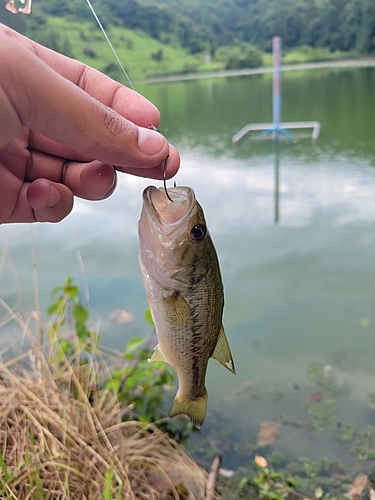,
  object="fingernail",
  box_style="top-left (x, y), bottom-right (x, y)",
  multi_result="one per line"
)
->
top-left (84, 163), bottom-right (117, 199)
top-left (138, 126), bottom-right (166, 155)
top-left (47, 184), bottom-right (61, 208)
top-left (104, 173), bottom-right (117, 198)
